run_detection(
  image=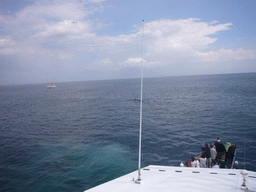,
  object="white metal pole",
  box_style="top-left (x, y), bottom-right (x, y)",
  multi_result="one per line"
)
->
top-left (137, 20), bottom-right (144, 182)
